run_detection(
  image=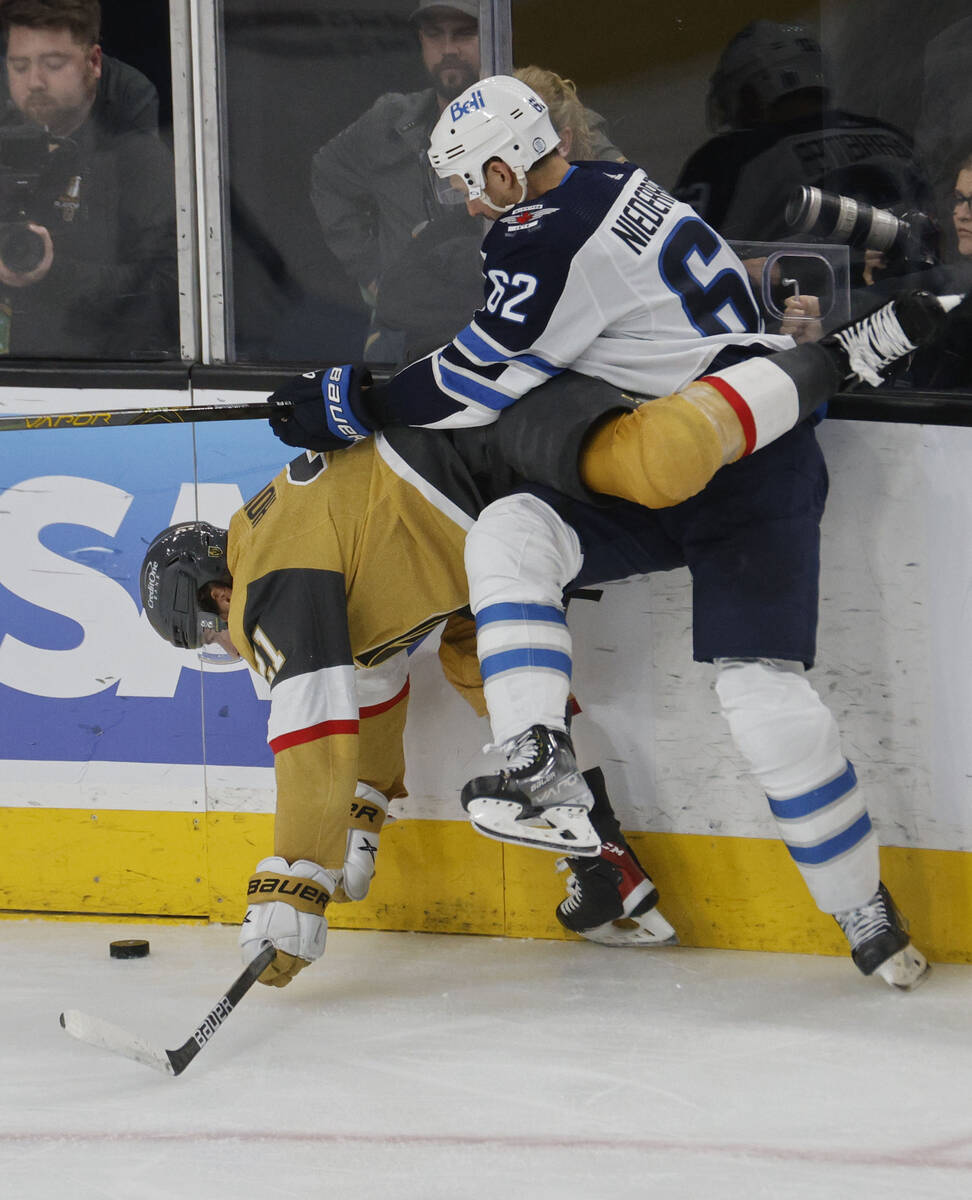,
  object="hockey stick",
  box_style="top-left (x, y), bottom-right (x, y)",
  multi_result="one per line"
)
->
top-left (59, 942), bottom-right (276, 1077)
top-left (0, 399), bottom-right (292, 432)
